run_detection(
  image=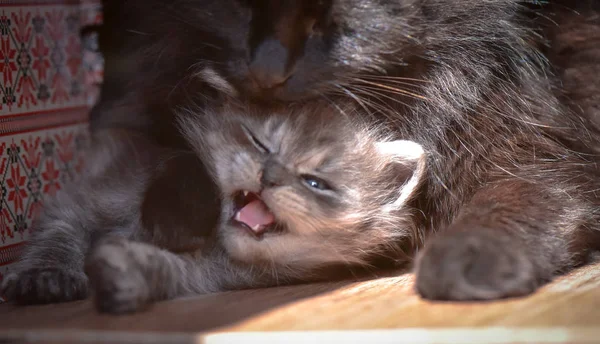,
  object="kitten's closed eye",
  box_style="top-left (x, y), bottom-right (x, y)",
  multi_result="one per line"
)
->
top-left (242, 125), bottom-right (270, 154)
